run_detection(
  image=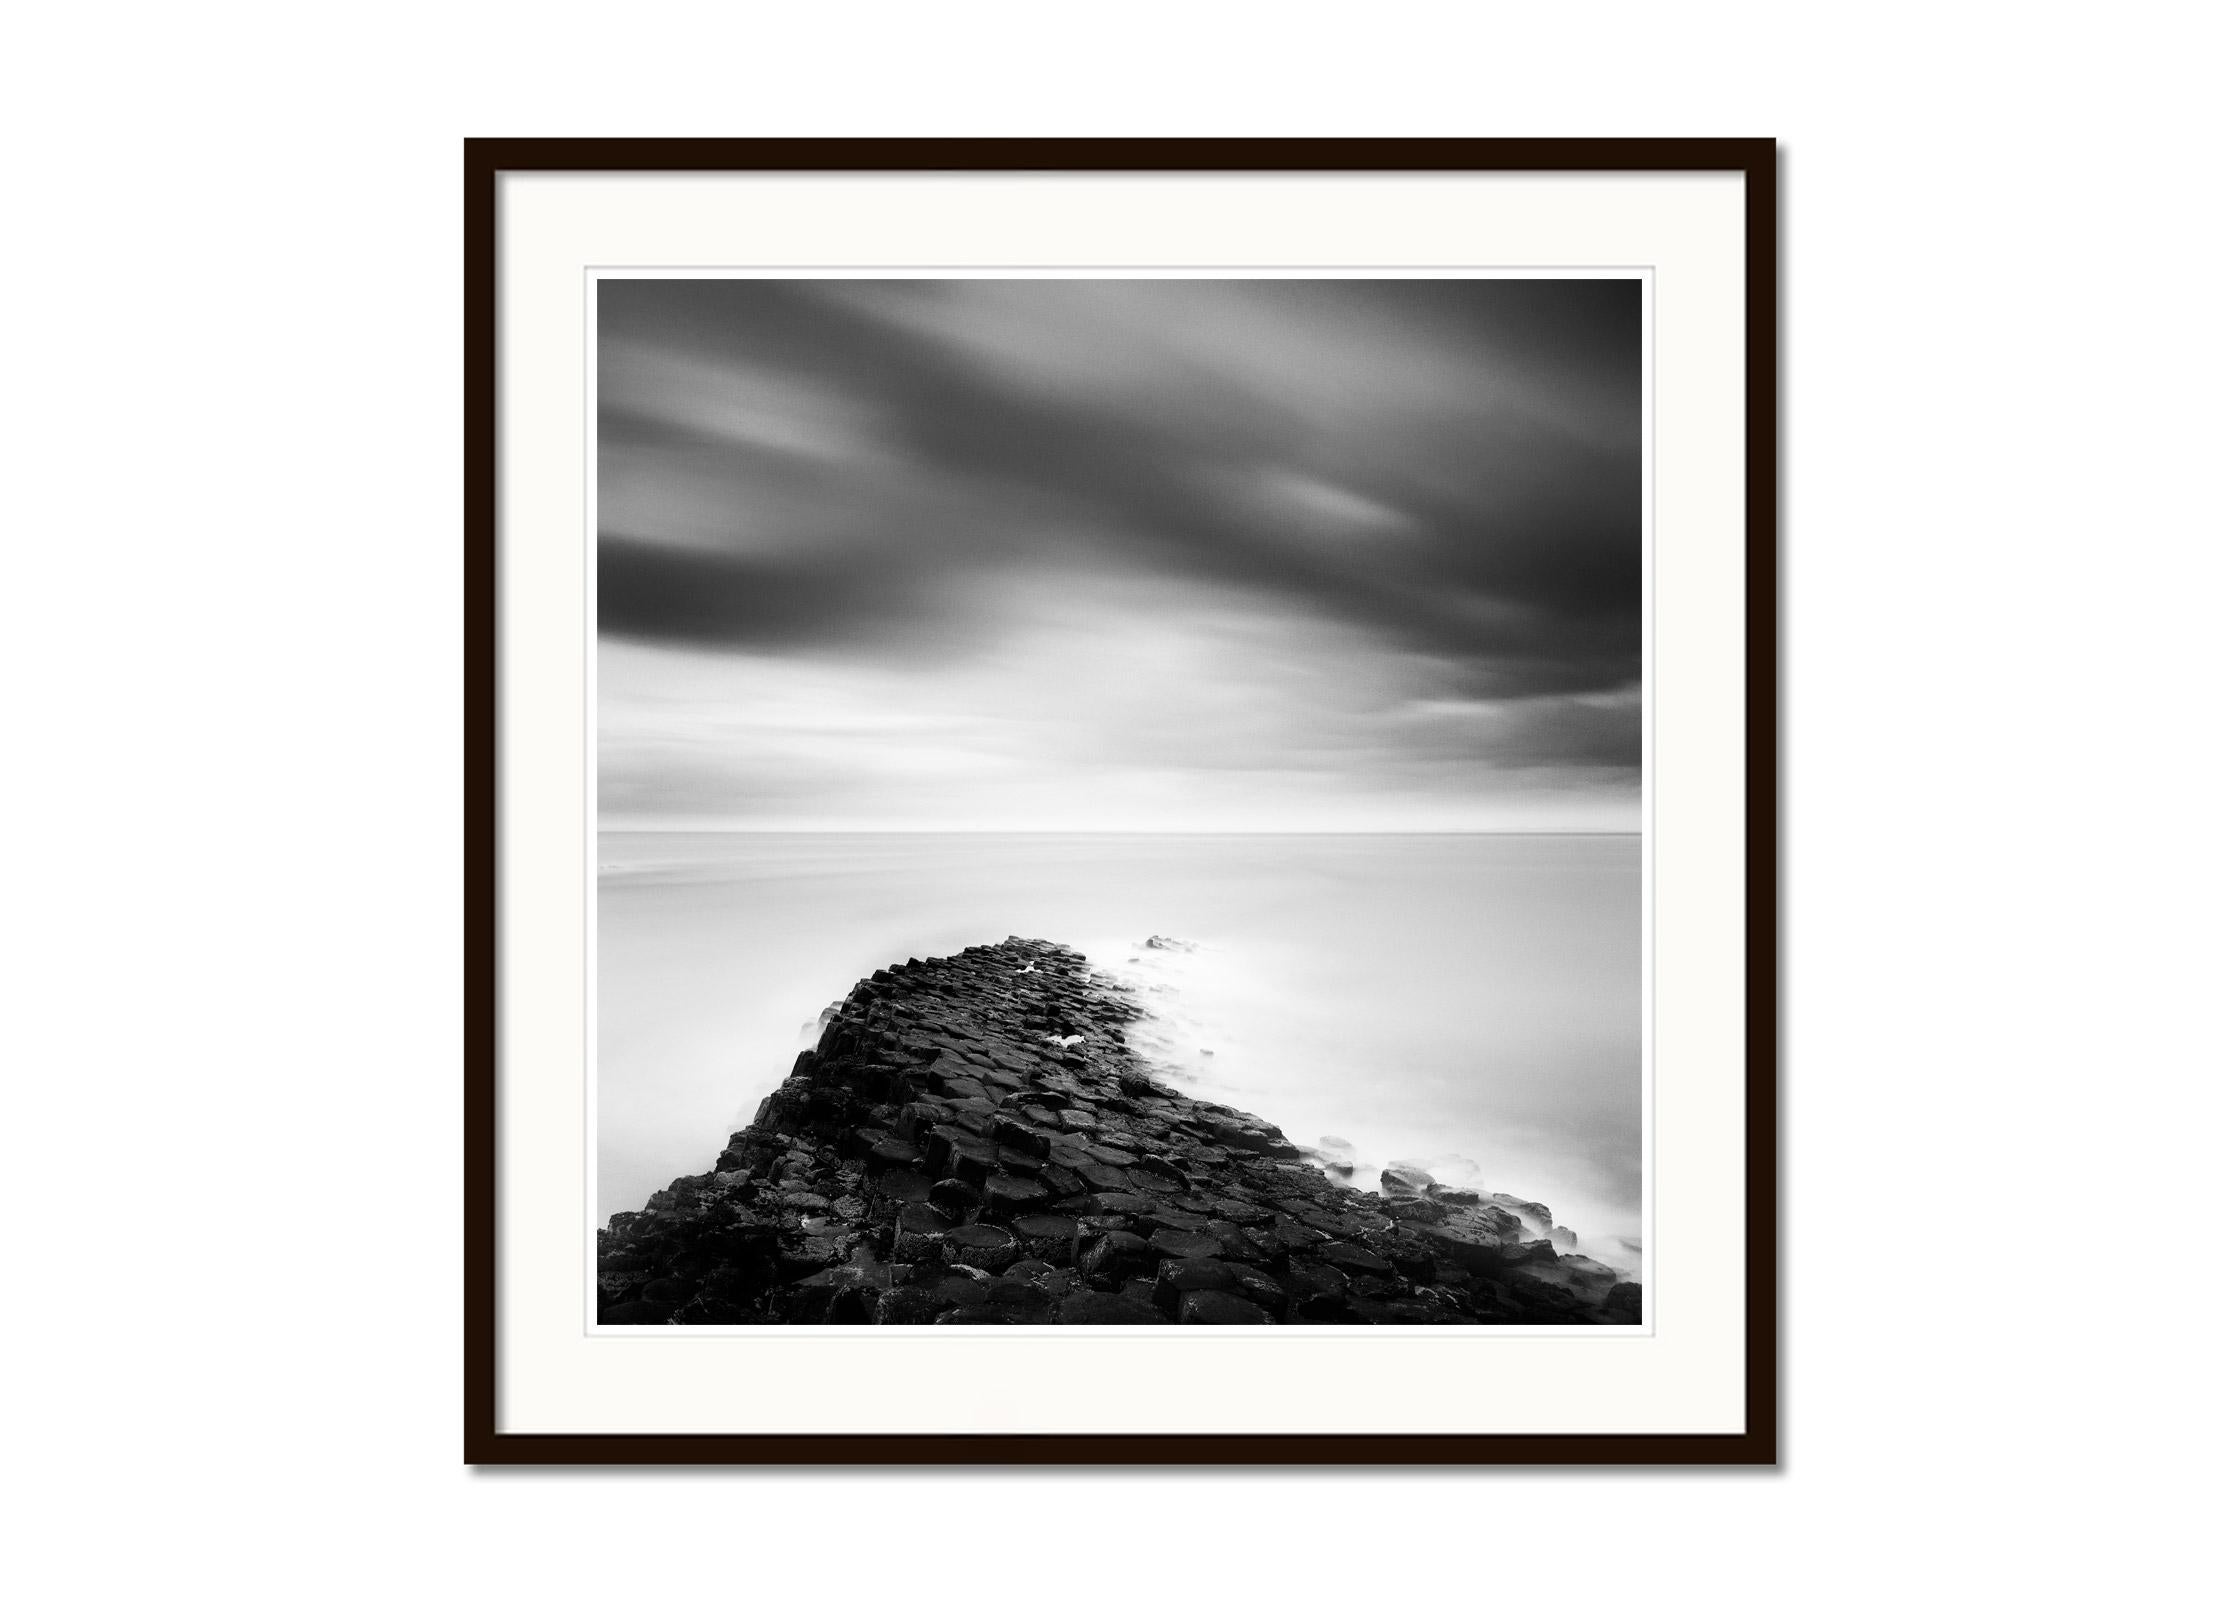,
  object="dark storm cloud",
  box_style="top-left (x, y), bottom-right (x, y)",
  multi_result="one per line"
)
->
top-left (599, 279), bottom-right (1640, 703)
top-left (598, 277), bottom-right (1641, 826)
